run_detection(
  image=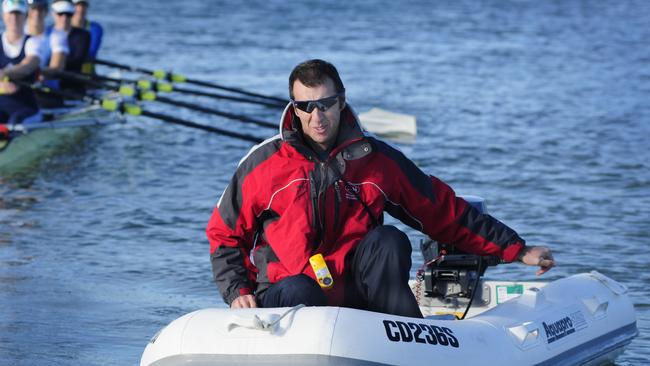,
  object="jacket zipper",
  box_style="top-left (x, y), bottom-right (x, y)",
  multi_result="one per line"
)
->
top-left (317, 162), bottom-right (327, 247)
top-left (309, 174), bottom-right (320, 244)
top-left (333, 180), bottom-right (342, 234)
